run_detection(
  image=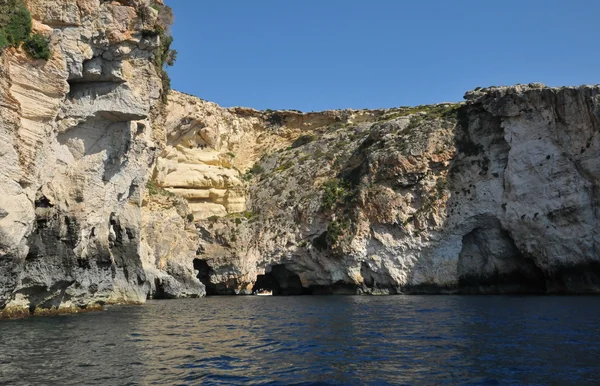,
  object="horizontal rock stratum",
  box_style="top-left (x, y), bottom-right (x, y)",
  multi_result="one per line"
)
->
top-left (0, 1), bottom-right (599, 317)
